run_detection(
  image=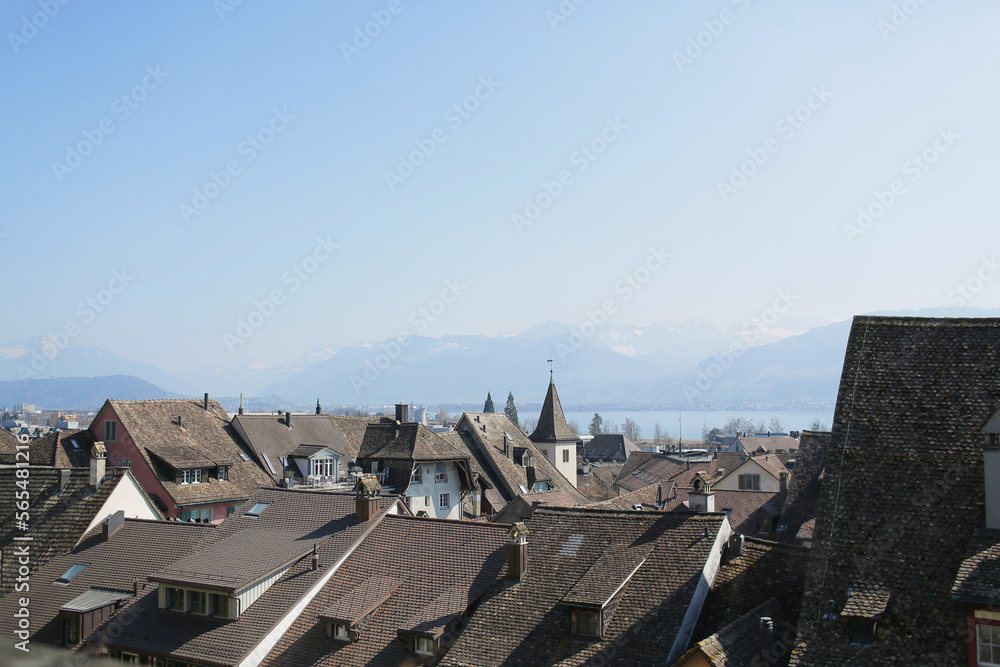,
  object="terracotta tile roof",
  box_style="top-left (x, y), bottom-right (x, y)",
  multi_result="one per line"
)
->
top-left (0, 518), bottom-right (216, 645)
top-left (952, 529), bottom-right (1000, 603)
top-left (529, 380), bottom-right (578, 442)
top-left (841, 583), bottom-right (890, 619)
top-left (232, 414), bottom-right (377, 483)
top-left (683, 597), bottom-right (785, 667)
top-left (99, 489), bottom-right (400, 665)
top-left (780, 431), bottom-right (830, 543)
top-left (694, 537), bottom-right (809, 663)
top-left (262, 514), bottom-right (510, 667)
top-left (790, 316), bottom-right (995, 666)
top-left (440, 507), bottom-right (728, 666)
top-left (581, 434), bottom-right (639, 462)
top-left (0, 466), bottom-right (131, 596)
top-left (454, 413), bottom-right (588, 504)
top-left (103, 398), bottom-right (272, 509)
